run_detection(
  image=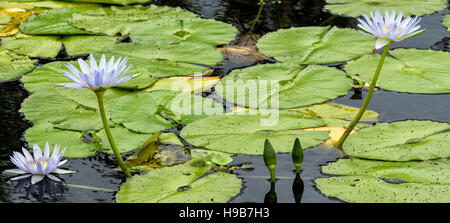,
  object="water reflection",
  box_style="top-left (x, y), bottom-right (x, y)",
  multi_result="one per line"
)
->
top-left (264, 181), bottom-right (277, 203)
top-left (292, 172), bottom-right (304, 203)
top-left (13, 177), bottom-right (66, 201)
